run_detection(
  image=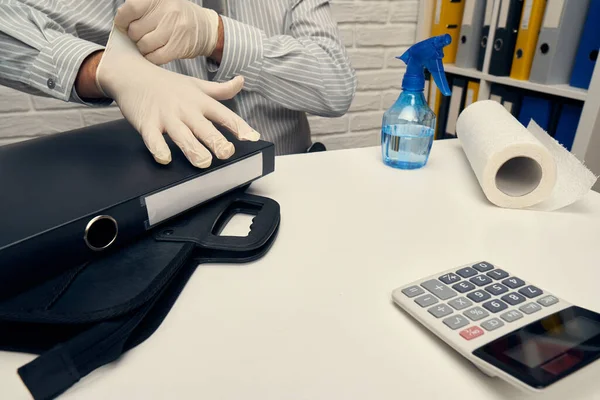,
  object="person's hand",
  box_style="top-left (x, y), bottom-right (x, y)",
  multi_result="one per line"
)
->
top-left (114, 0), bottom-right (220, 65)
top-left (95, 26), bottom-right (260, 168)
